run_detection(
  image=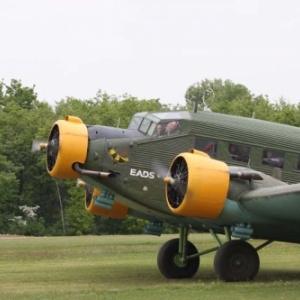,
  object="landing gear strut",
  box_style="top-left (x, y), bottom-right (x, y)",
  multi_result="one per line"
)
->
top-left (157, 227), bottom-right (199, 278)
